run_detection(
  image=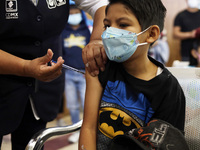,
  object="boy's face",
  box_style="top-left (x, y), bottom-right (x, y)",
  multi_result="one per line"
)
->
top-left (103, 3), bottom-right (146, 44)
